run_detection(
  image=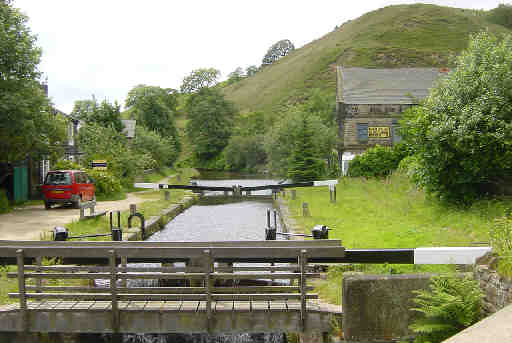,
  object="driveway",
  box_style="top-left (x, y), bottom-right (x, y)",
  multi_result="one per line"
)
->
top-left (0, 193), bottom-right (147, 241)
